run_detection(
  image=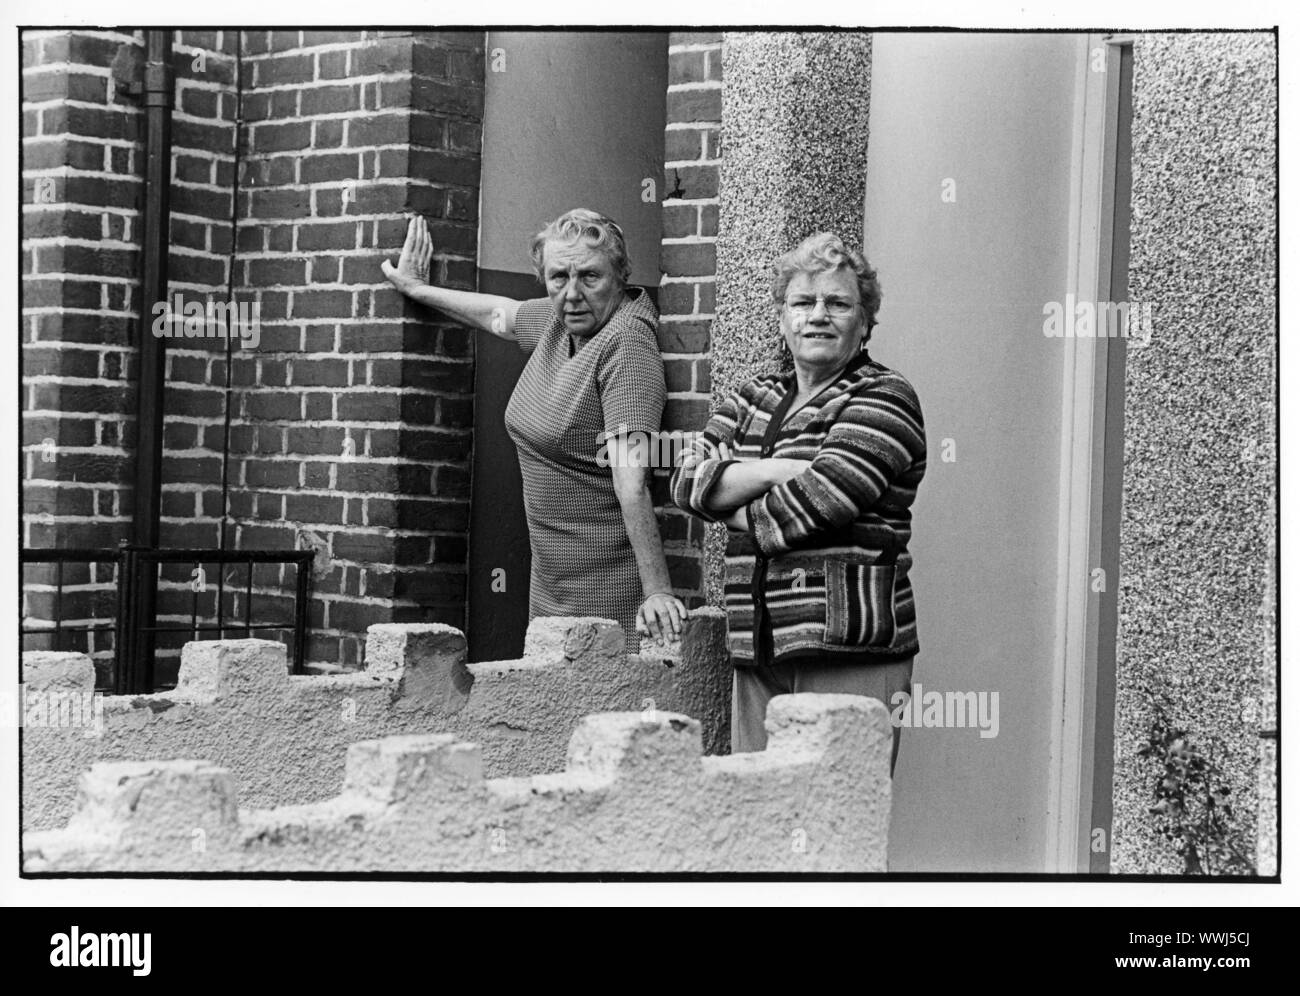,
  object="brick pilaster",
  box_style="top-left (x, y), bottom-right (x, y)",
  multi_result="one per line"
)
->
top-left (22, 30), bottom-right (147, 682)
top-left (230, 30), bottom-right (484, 669)
top-left (655, 31), bottom-right (722, 606)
